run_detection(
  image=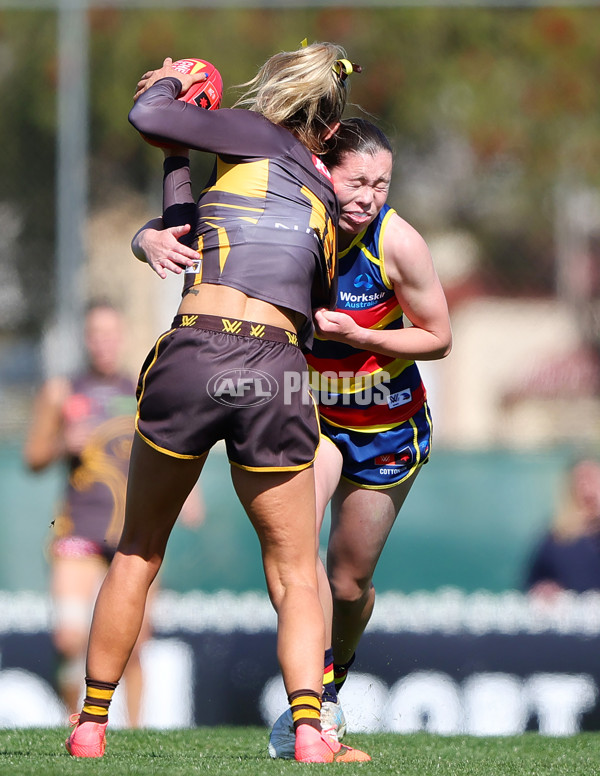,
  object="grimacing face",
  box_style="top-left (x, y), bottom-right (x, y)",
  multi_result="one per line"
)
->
top-left (330, 149), bottom-right (393, 244)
